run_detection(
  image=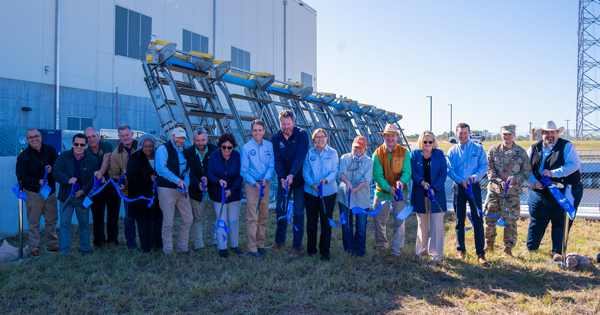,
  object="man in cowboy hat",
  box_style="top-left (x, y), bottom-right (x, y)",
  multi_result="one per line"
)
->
top-left (483, 124), bottom-right (531, 258)
top-left (447, 122), bottom-right (489, 265)
top-left (526, 120), bottom-right (583, 261)
top-left (372, 124), bottom-right (412, 261)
